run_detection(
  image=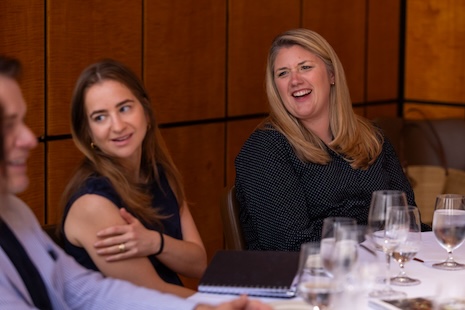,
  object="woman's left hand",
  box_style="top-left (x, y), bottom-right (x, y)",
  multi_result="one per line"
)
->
top-left (94, 208), bottom-right (160, 261)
